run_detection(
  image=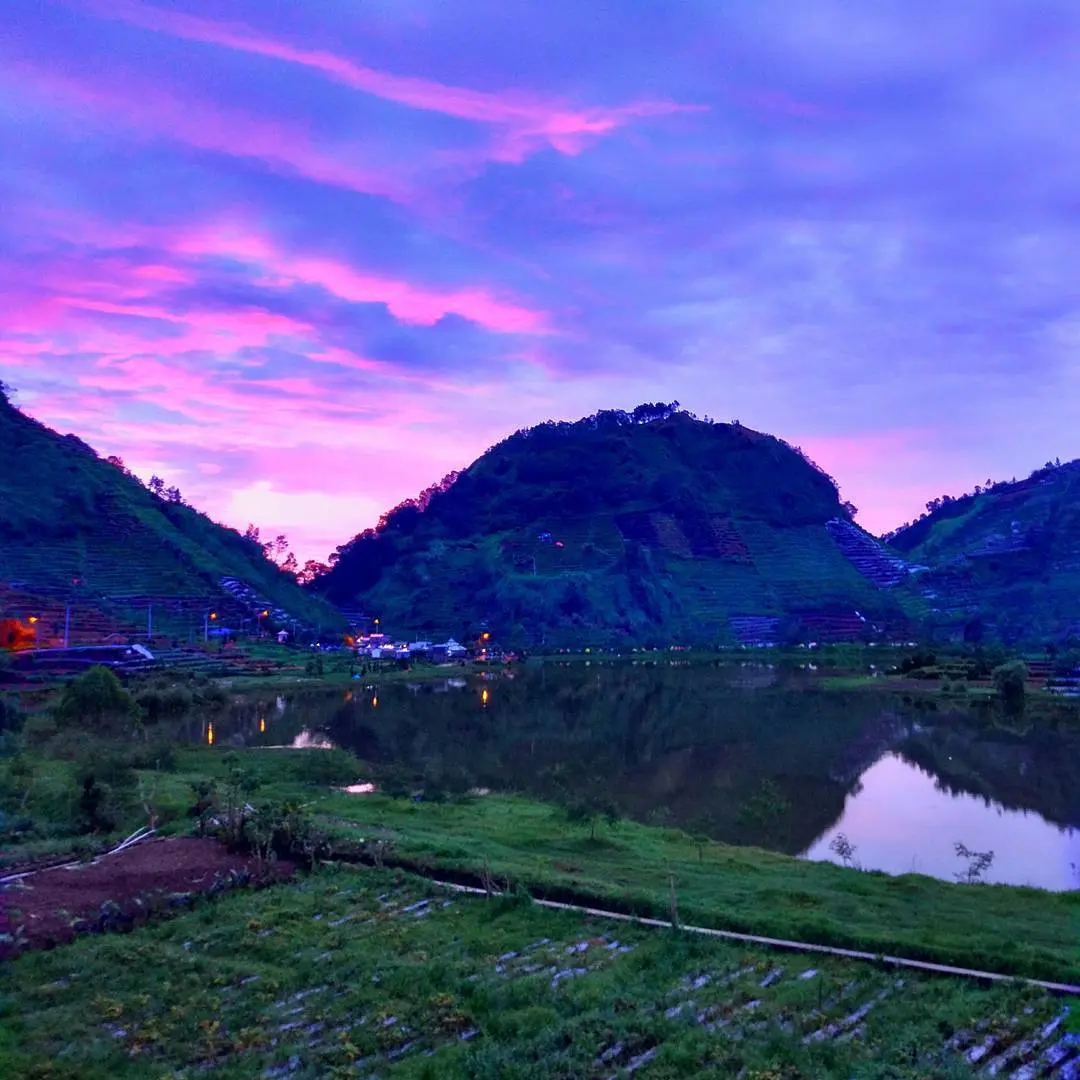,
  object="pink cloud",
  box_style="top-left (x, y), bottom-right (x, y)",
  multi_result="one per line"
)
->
top-left (172, 225), bottom-right (550, 333)
top-left (9, 61), bottom-right (420, 207)
top-left (86, 0), bottom-right (707, 160)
